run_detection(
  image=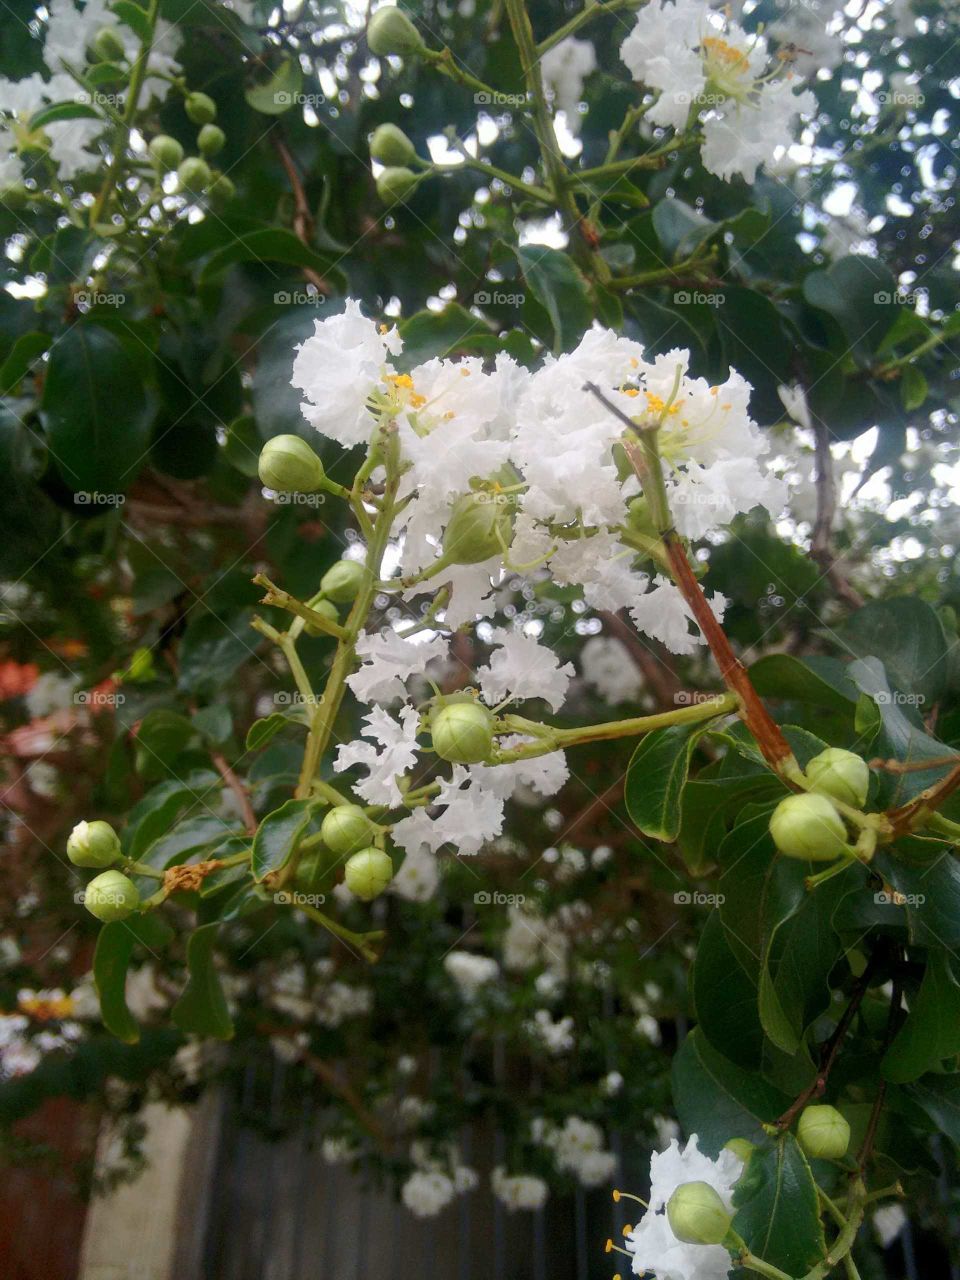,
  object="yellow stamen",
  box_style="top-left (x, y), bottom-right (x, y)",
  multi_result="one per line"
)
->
top-left (19, 995), bottom-right (74, 1020)
top-left (702, 35), bottom-right (750, 72)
